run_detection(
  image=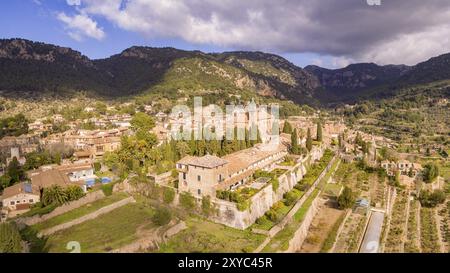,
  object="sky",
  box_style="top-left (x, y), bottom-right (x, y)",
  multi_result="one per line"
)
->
top-left (1, 0), bottom-right (450, 68)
